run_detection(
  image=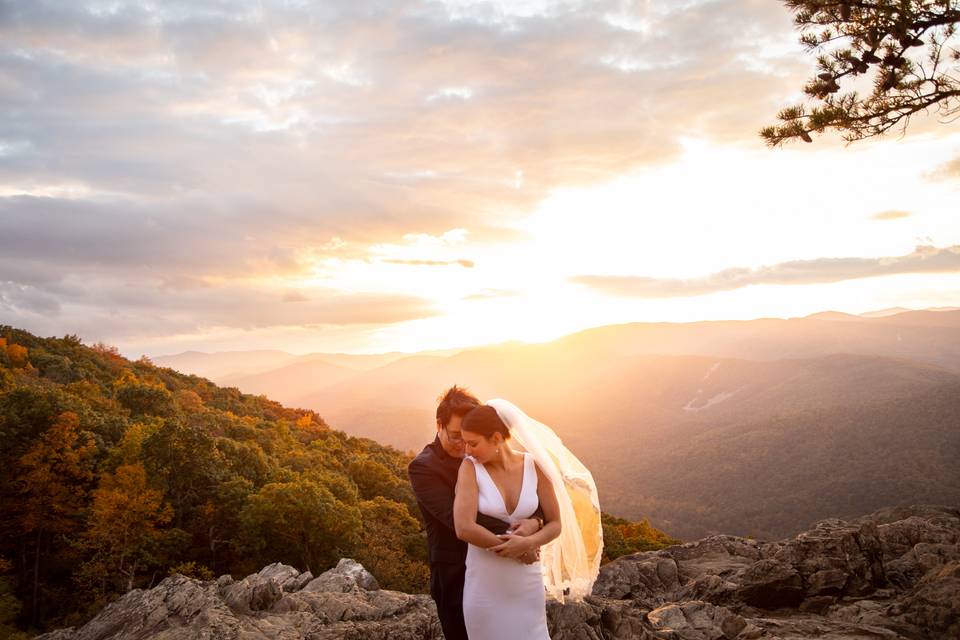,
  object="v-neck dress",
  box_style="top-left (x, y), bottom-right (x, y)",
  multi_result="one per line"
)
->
top-left (462, 452), bottom-right (549, 639)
